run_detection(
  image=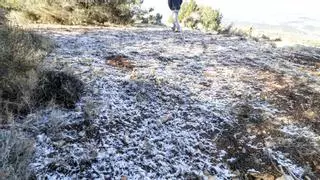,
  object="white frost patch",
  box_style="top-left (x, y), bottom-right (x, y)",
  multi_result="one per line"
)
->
top-left (28, 27), bottom-right (320, 179)
top-left (281, 125), bottom-right (320, 141)
top-left (266, 148), bottom-right (305, 178)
